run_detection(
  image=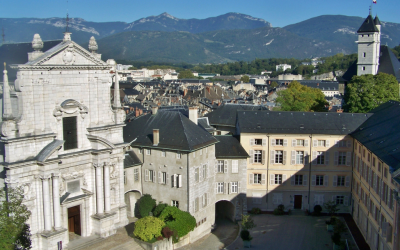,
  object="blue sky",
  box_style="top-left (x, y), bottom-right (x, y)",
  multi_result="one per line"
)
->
top-left (1, 0), bottom-right (399, 27)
